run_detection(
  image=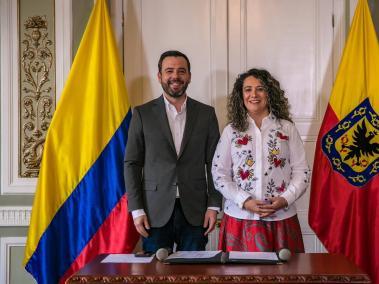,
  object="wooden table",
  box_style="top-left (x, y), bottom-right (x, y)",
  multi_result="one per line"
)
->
top-left (67, 253), bottom-right (371, 283)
